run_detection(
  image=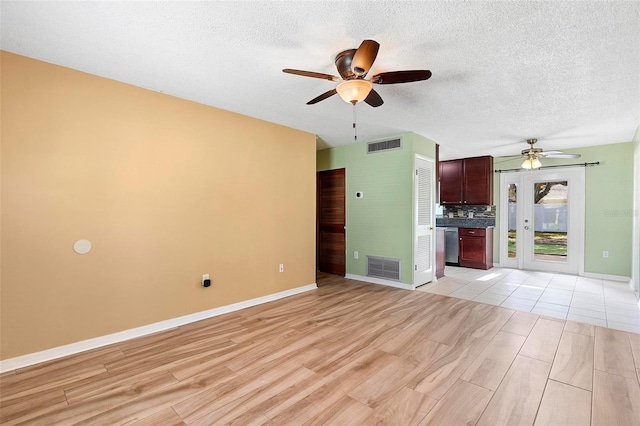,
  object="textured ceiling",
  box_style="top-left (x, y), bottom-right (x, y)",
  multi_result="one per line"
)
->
top-left (1, 1), bottom-right (639, 159)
